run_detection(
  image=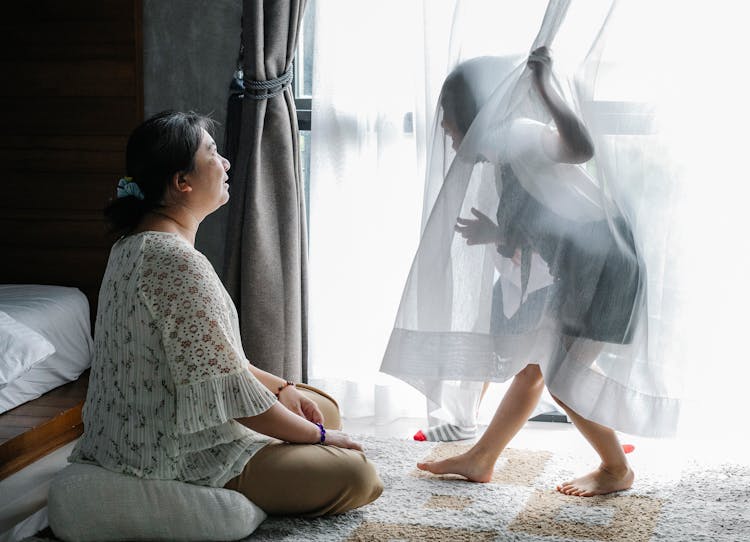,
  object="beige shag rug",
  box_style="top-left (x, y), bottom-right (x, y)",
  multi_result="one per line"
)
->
top-left (247, 436), bottom-right (749, 542)
top-left (24, 436), bottom-right (750, 541)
